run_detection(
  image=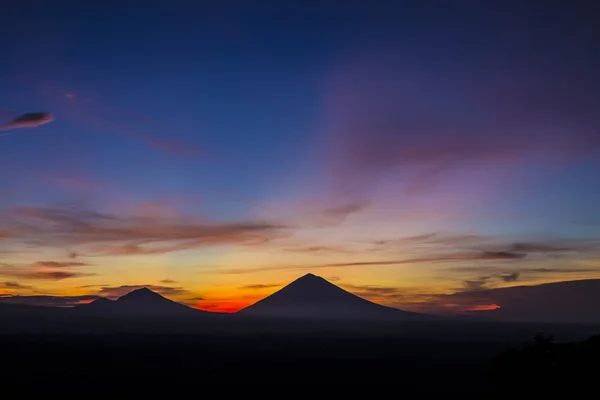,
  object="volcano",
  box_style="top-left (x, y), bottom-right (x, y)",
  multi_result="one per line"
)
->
top-left (238, 273), bottom-right (435, 320)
